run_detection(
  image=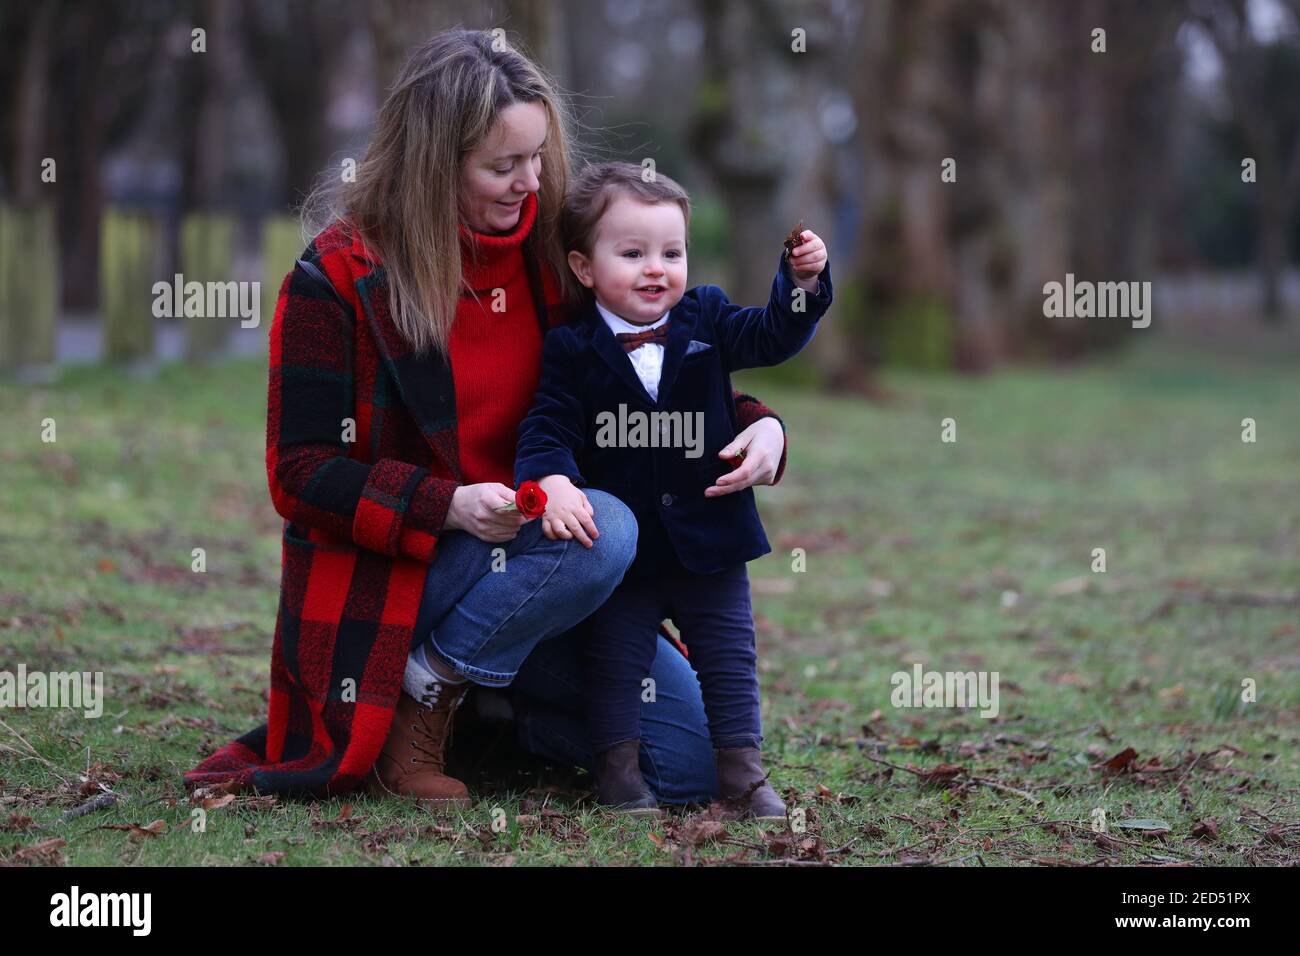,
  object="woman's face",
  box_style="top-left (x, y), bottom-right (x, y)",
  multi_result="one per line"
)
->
top-left (459, 100), bottom-right (548, 235)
